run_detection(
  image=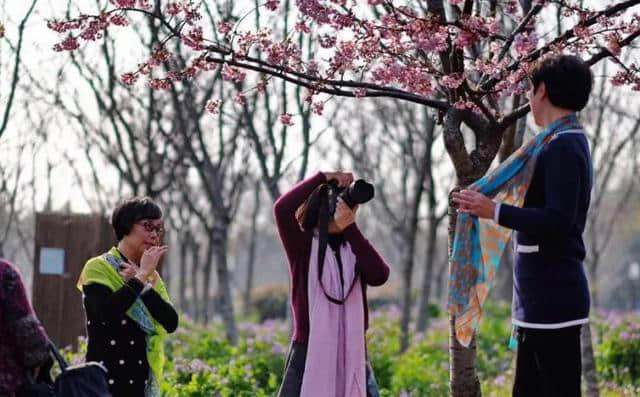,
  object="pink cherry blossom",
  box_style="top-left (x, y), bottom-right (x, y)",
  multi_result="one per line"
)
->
top-left (121, 72), bottom-right (139, 85)
top-left (234, 92), bottom-right (247, 105)
top-left (183, 26), bottom-right (204, 50)
top-left (148, 78), bottom-right (171, 90)
top-left (53, 36), bottom-right (80, 52)
top-left (206, 99), bottom-right (221, 114)
top-left (166, 2), bottom-right (182, 16)
top-left (256, 79), bottom-right (268, 93)
top-left (354, 88), bottom-right (367, 98)
top-left (112, 0), bottom-right (135, 8)
top-left (295, 21), bottom-right (310, 33)
top-left (137, 0), bottom-right (152, 11)
top-left (222, 64), bottom-right (246, 82)
top-left (217, 22), bottom-right (233, 34)
top-left (265, 0), bottom-right (280, 11)
top-left (110, 15), bottom-right (128, 26)
top-left (513, 32), bottom-right (538, 57)
top-left (50, 0), bottom-right (640, 109)
top-left (166, 71), bottom-right (182, 81)
top-left (441, 74), bottom-right (464, 89)
top-left (454, 30), bottom-right (478, 48)
top-left (604, 33), bottom-right (621, 56)
top-left (280, 113), bottom-right (294, 126)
